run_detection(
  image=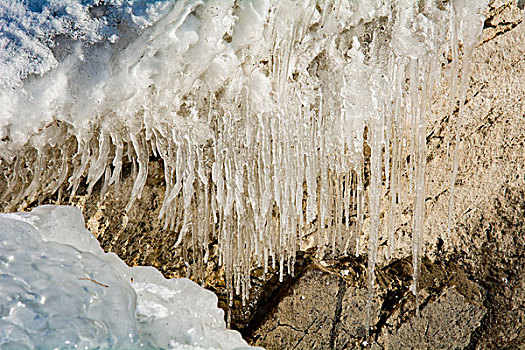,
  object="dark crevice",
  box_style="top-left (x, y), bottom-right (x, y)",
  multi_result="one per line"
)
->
top-left (330, 277), bottom-right (347, 349)
top-left (294, 317), bottom-right (321, 349)
top-left (370, 258), bottom-right (413, 340)
top-left (481, 20), bottom-right (522, 44)
top-left (241, 253), bottom-right (312, 342)
top-left (483, 2), bottom-right (513, 29)
top-left (276, 321), bottom-right (304, 333)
